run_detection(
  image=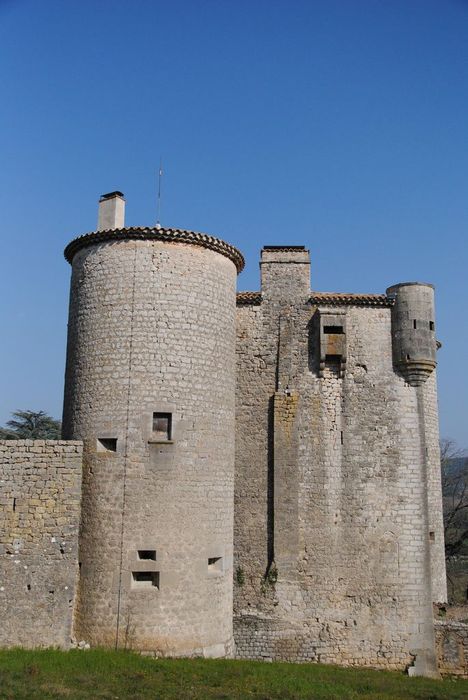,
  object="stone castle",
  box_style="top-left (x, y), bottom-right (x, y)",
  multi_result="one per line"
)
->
top-left (0, 191), bottom-right (463, 676)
